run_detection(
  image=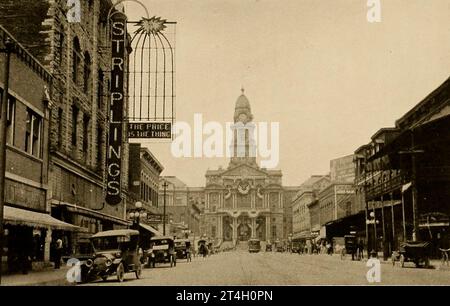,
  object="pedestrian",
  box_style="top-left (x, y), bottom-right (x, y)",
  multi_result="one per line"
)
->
top-left (326, 241), bottom-right (332, 255)
top-left (54, 237), bottom-right (63, 269)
